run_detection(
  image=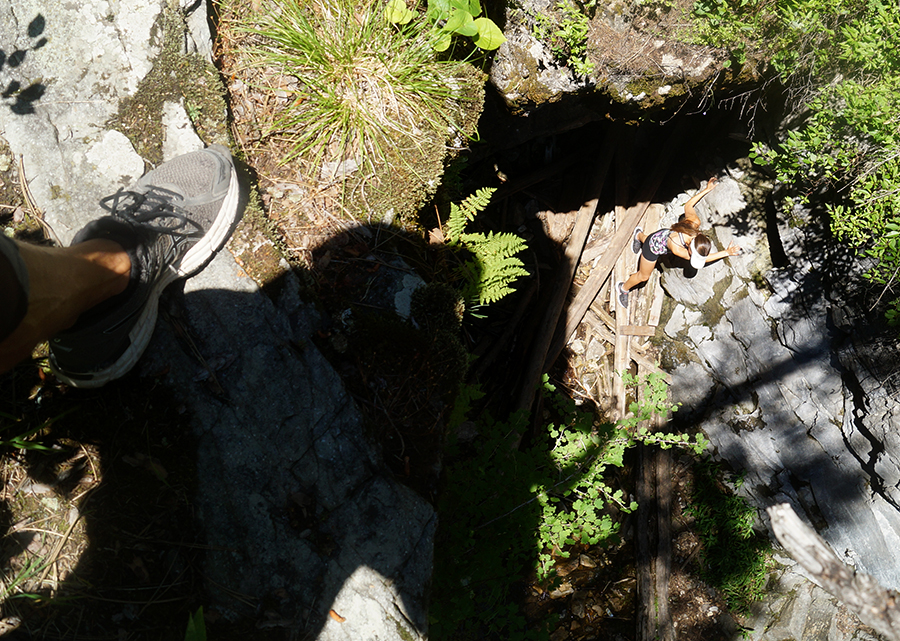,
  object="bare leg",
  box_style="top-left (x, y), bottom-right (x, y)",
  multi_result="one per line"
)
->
top-left (622, 254), bottom-right (658, 292)
top-left (0, 240), bottom-right (131, 373)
